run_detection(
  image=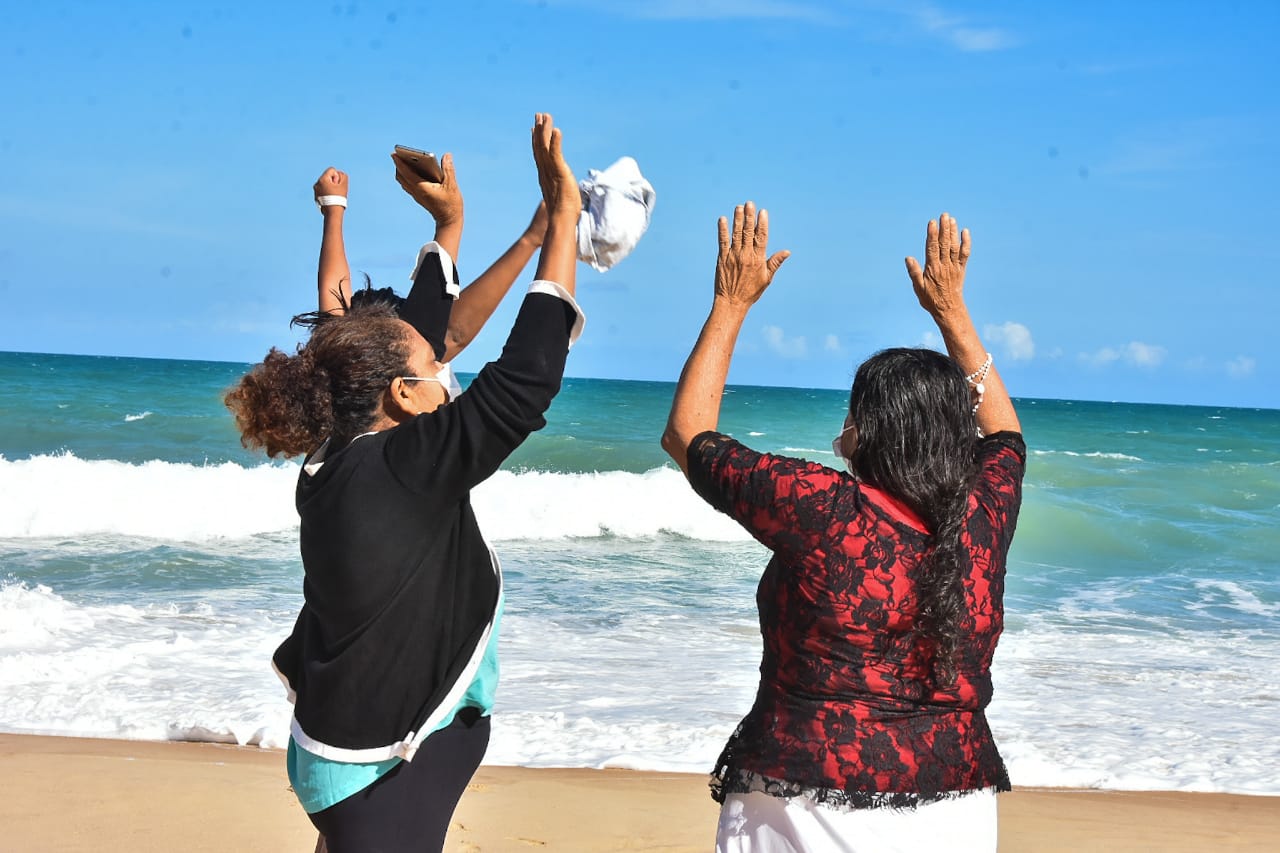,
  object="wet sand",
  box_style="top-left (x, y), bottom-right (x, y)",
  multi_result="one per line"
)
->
top-left (2, 734), bottom-right (1275, 851)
